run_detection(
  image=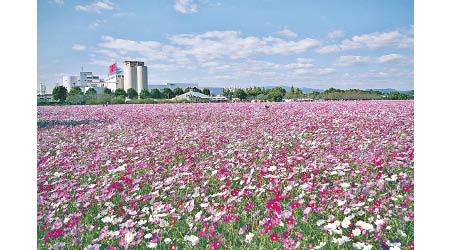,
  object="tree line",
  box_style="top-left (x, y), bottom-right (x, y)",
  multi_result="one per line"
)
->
top-left (222, 86), bottom-right (414, 101)
top-left (48, 86), bottom-right (212, 105)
